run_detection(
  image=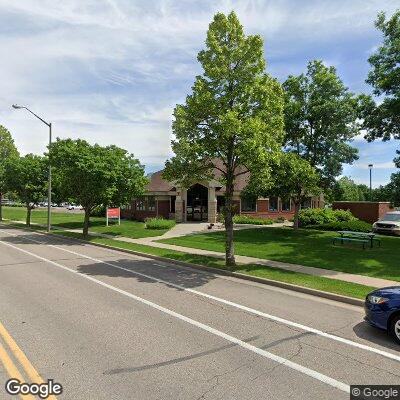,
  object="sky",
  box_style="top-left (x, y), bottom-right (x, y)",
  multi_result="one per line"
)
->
top-left (0, 0), bottom-right (399, 187)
